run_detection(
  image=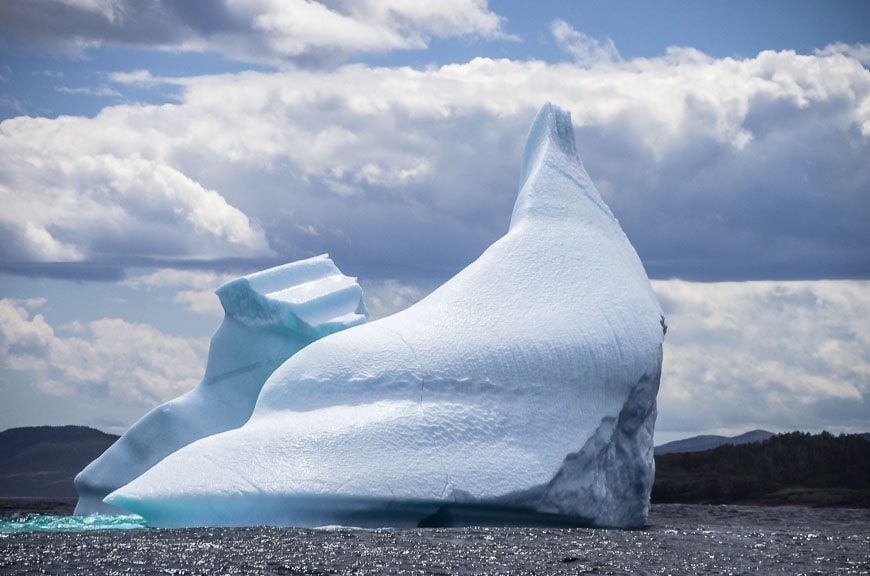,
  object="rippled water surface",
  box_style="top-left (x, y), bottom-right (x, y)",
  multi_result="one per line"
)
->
top-left (1, 504), bottom-right (868, 575)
